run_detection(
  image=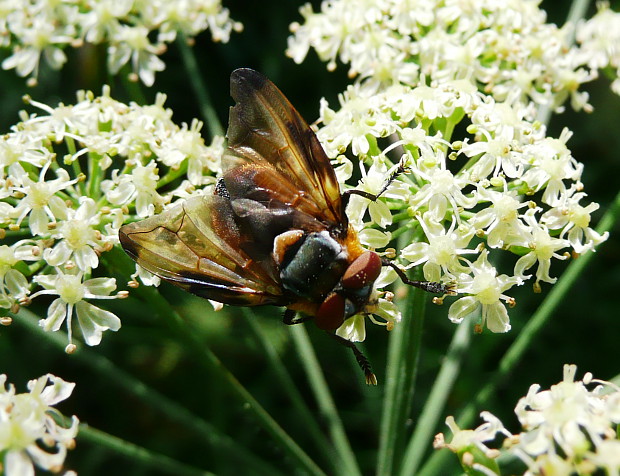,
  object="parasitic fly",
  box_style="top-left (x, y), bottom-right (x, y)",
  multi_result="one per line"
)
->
top-left (119, 68), bottom-right (453, 384)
